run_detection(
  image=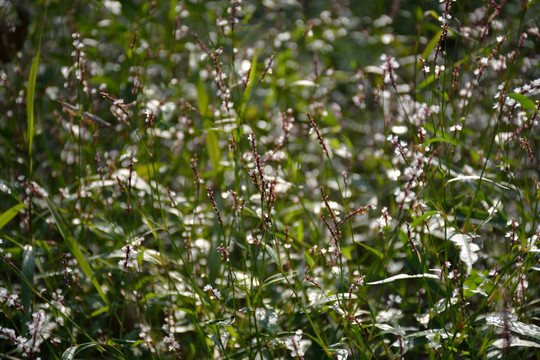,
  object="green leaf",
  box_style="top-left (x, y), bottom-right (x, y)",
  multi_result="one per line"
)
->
top-left (342, 245), bottom-right (354, 261)
top-left (410, 210), bottom-right (439, 228)
top-left (42, 195), bottom-right (109, 306)
top-left (416, 73), bottom-right (436, 91)
top-left (262, 271), bottom-right (299, 288)
top-left (204, 124), bottom-right (222, 172)
top-left (240, 49), bottom-right (258, 114)
top-left (197, 77), bottom-right (209, 116)
top-left (422, 136), bottom-right (458, 148)
top-left (484, 316), bottom-right (540, 341)
top-left (62, 342), bottom-right (102, 360)
top-left (356, 241), bottom-right (383, 259)
top-left (255, 308), bottom-right (278, 335)
top-left (422, 123), bottom-right (458, 148)
top-left (0, 203), bottom-right (25, 230)
top-left (418, 29), bottom-right (442, 70)
top-left (309, 293), bottom-right (368, 310)
top-left (21, 245), bottom-right (36, 333)
top-left (509, 93), bottom-right (538, 112)
top-left (27, 48), bottom-right (40, 158)
top-left (296, 220), bottom-right (304, 245)
top-left (265, 244), bottom-right (280, 264)
top-left (204, 316), bottom-right (235, 327)
top-left (91, 306), bottom-right (109, 317)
